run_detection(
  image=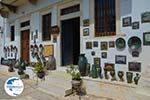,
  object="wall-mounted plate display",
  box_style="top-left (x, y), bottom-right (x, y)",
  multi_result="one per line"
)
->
top-left (94, 57), bottom-right (101, 68)
top-left (116, 38), bottom-right (126, 50)
top-left (109, 41), bottom-right (115, 48)
top-left (86, 42), bottom-right (92, 49)
top-left (115, 55), bottom-right (126, 64)
top-left (128, 36), bottom-right (141, 50)
top-left (132, 22), bottom-right (139, 29)
top-left (102, 52), bottom-right (107, 58)
top-left (141, 12), bottom-right (150, 23)
top-left (128, 62), bottom-right (141, 72)
top-left (101, 42), bottom-right (108, 50)
top-left (122, 17), bottom-right (132, 27)
top-left (83, 28), bottom-right (89, 36)
top-left (143, 32), bottom-right (150, 45)
top-left (93, 41), bottom-right (98, 47)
